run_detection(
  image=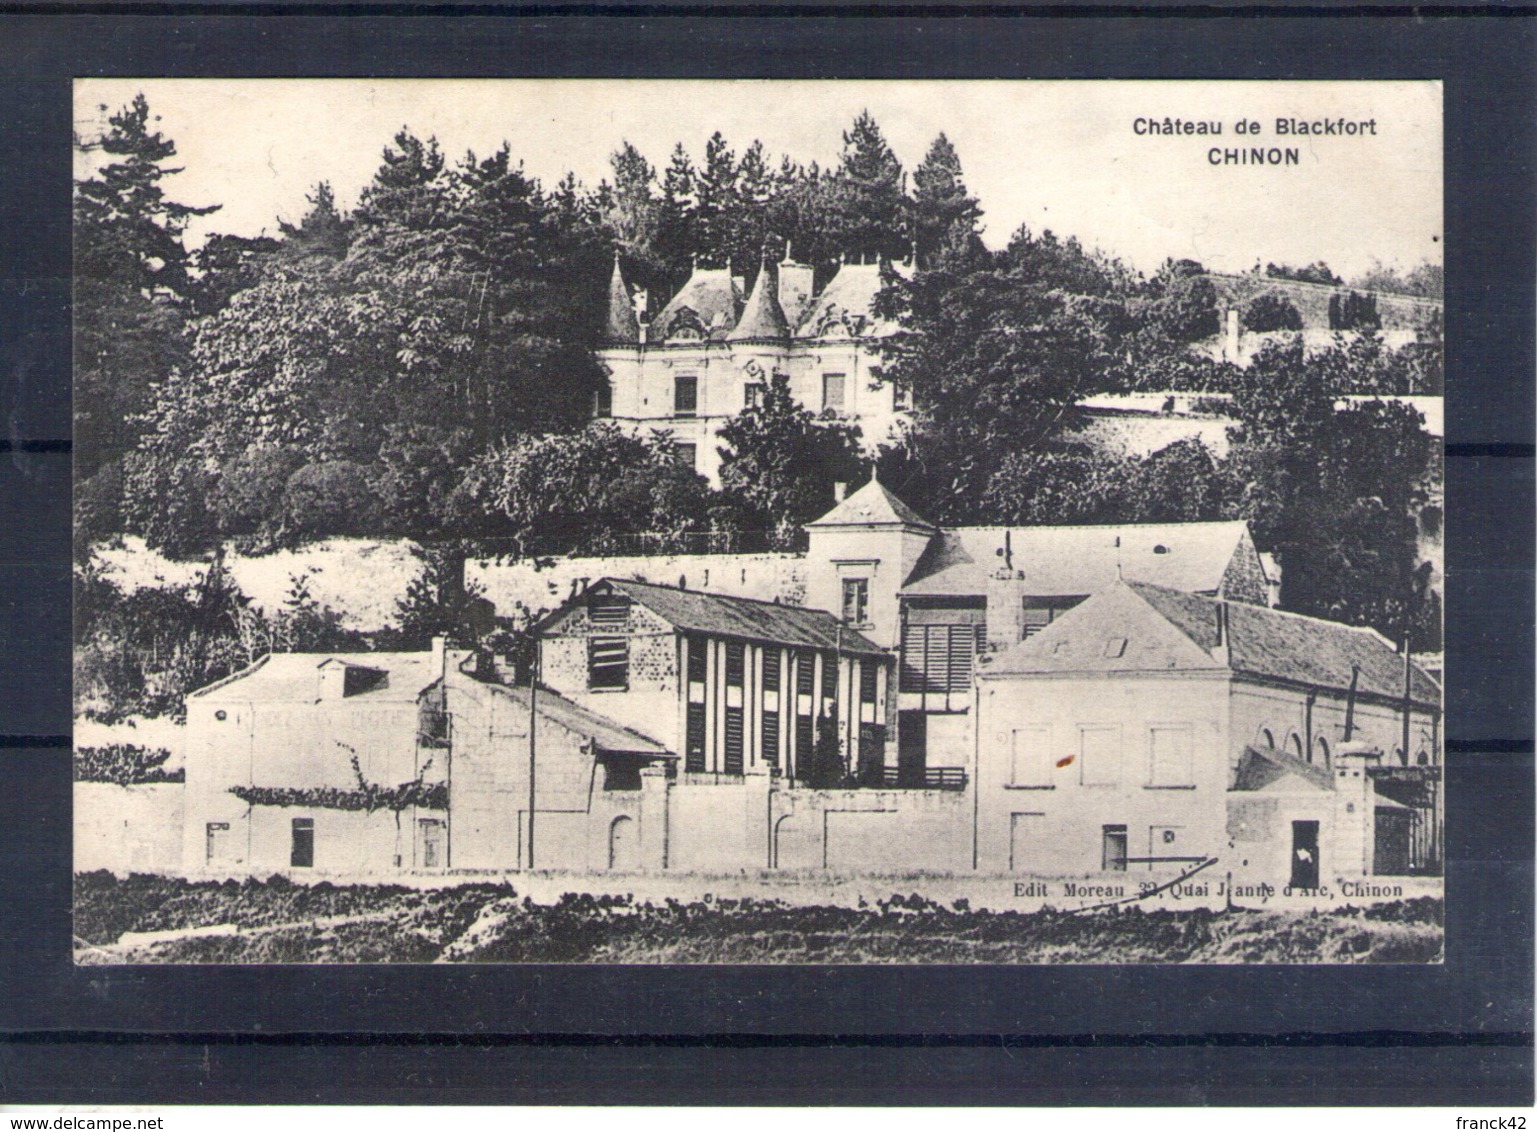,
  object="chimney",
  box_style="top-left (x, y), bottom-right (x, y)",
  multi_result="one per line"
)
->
top-left (833, 482), bottom-right (848, 503)
top-left (431, 635), bottom-right (447, 680)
